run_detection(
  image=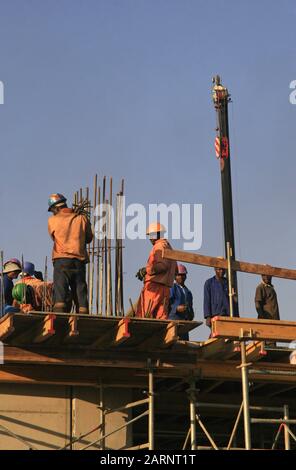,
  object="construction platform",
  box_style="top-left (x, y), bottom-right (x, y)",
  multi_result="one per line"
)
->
top-left (0, 312), bottom-right (296, 450)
